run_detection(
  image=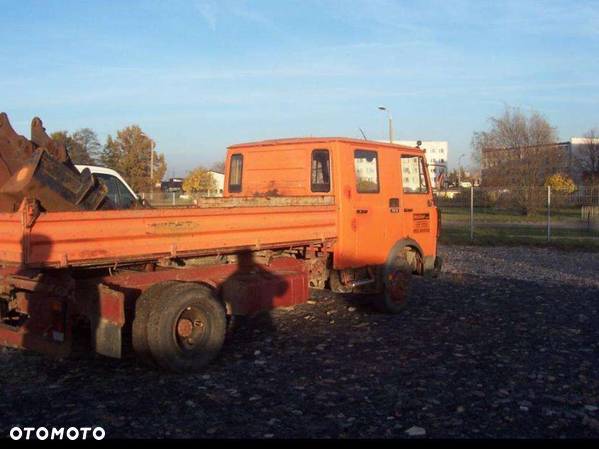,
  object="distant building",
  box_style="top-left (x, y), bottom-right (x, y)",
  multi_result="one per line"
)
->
top-left (208, 170), bottom-right (224, 196)
top-left (161, 177), bottom-right (184, 192)
top-left (161, 171), bottom-right (225, 197)
top-left (481, 139), bottom-right (588, 186)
